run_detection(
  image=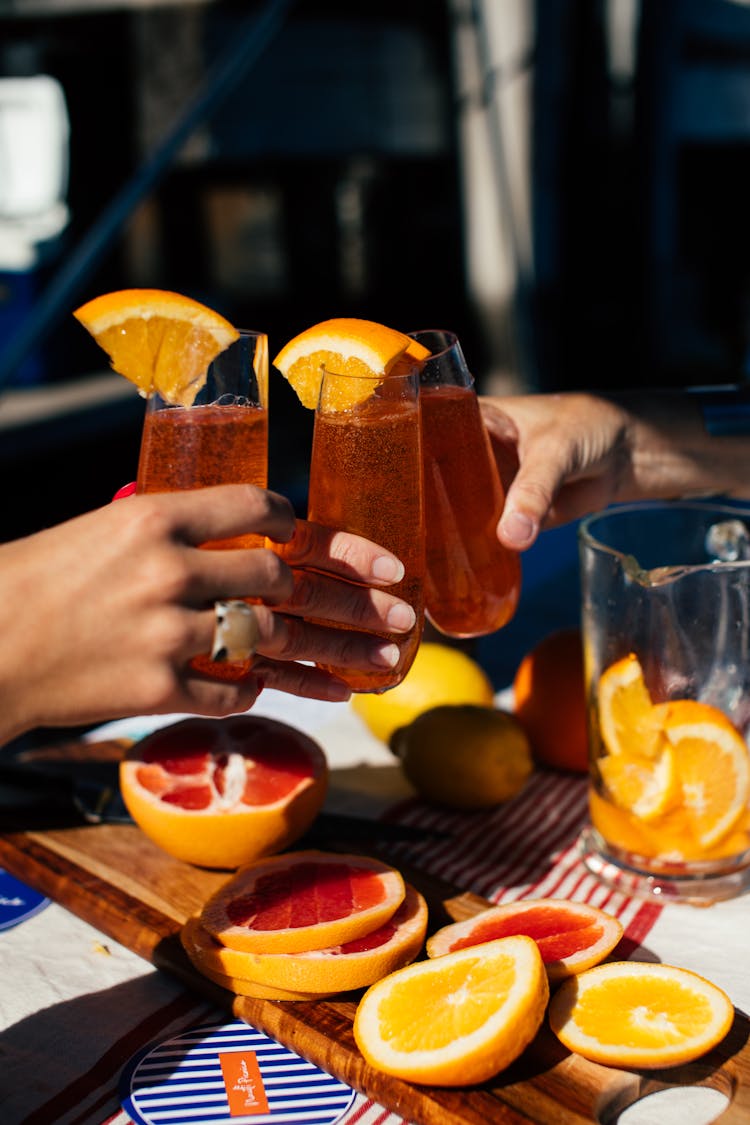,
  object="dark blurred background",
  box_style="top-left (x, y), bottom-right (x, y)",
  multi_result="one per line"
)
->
top-left (2, 0), bottom-right (750, 550)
